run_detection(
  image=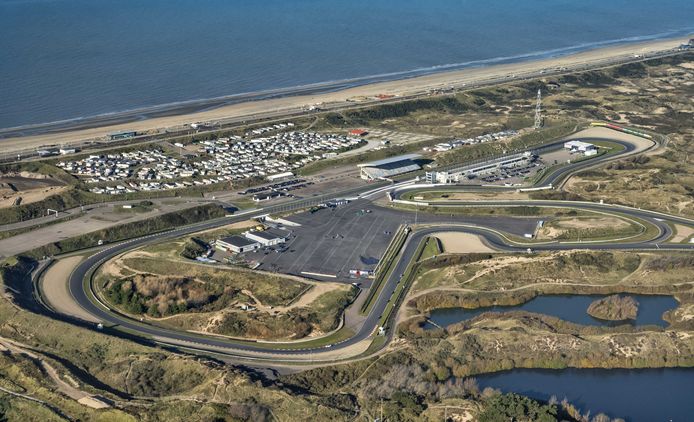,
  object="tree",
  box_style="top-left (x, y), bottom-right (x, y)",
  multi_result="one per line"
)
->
top-left (478, 393), bottom-right (558, 422)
